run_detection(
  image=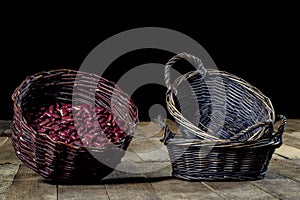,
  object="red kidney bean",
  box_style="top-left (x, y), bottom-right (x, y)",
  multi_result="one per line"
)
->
top-left (57, 106), bottom-right (68, 116)
top-left (51, 135), bottom-right (59, 142)
top-left (107, 114), bottom-right (113, 122)
top-left (53, 124), bottom-right (60, 131)
top-left (70, 135), bottom-right (77, 142)
top-left (50, 113), bottom-right (60, 118)
top-left (39, 119), bottom-right (51, 126)
top-left (39, 112), bottom-right (48, 119)
top-left (61, 116), bottom-right (73, 122)
top-left (48, 105), bottom-right (55, 113)
top-left (62, 104), bottom-right (69, 108)
top-left (113, 127), bottom-right (120, 133)
top-left (39, 128), bottom-right (47, 133)
top-left (58, 131), bottom-right (68, 138)
top-left (68, 126), bottom-right (76, 131)
top-left (47, 121), bottom-right (55, 127)
top-left (28, 102), bottom-right (129, 147)
top-left (95, 107), bottom-right (104, 113)
top-left (42, 126), bottom-right (53, 130)
top-left (99, 117), bottom-right (106, 124)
